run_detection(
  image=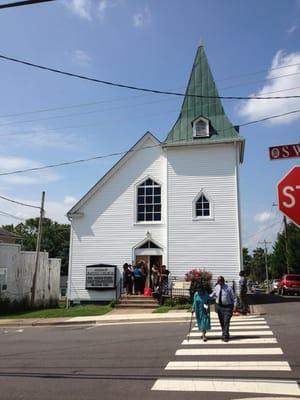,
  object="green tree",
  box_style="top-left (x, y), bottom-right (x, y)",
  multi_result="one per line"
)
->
top-left (270, 222), bottom-right (300, 277)
top-left (242, 247), bottom-right (252, 275)
top-left (250, 247), bottom-right (266, 283)
top-left (2, 218), bottom-right (70, 275)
